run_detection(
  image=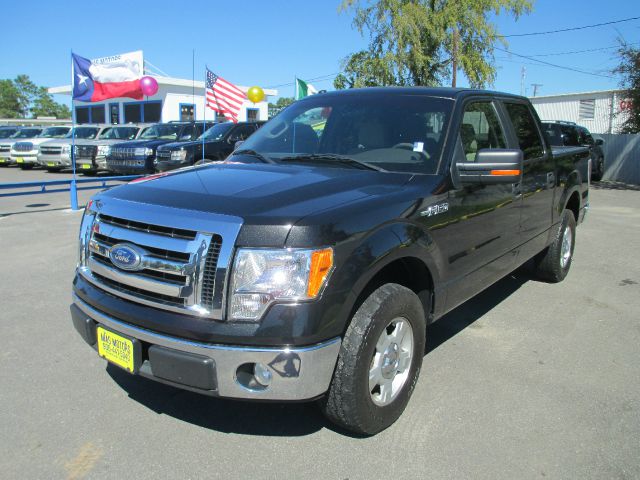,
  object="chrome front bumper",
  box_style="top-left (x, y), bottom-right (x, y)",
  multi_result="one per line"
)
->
top-left (72, 293), bottom-right (341, 401)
